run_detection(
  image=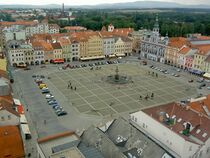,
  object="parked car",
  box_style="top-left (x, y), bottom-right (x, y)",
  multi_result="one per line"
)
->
top-left (46, 94), bottom-right (54, 99)
top-left (174, 74), bottom-right (180, 77)
top-left (42, 89), bottom-right (50, 94)
top-left (57, 111), bottom-right (67, 116)
top-left (32, 75), bottom-right (36, 78)
top-left (47, 98), bottom-right (56, 102)
top-left (207, 87), bottom-right (210, 90)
